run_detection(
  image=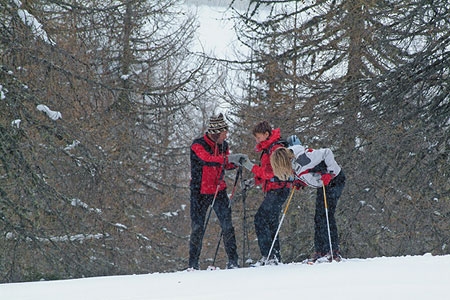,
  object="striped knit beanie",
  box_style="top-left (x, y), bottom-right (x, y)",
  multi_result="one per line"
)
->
top-left (207, 113), bottom-right (229, 134)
